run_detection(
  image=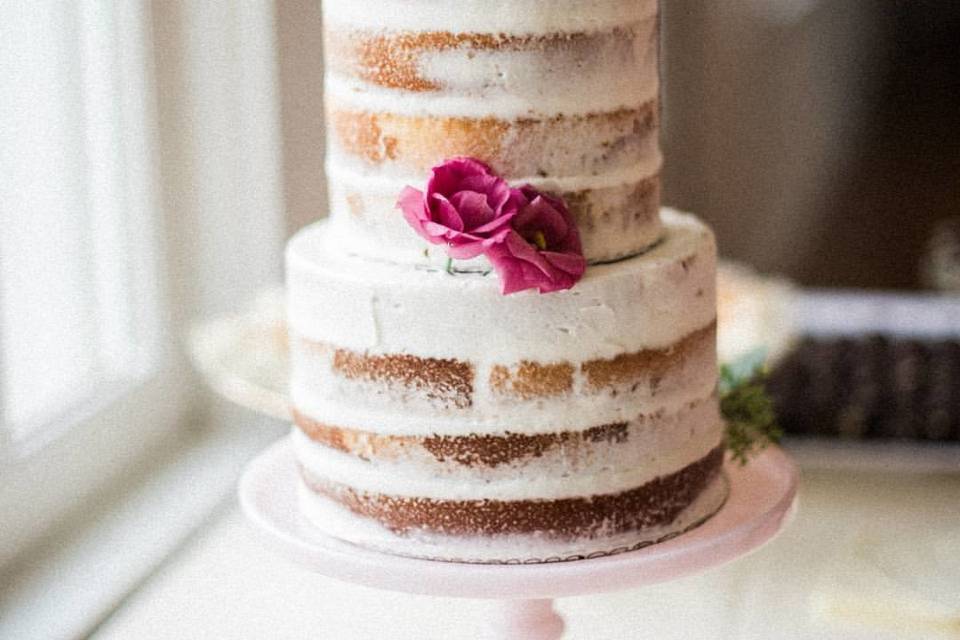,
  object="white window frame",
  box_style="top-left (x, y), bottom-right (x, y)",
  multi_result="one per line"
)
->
top-left (0, 0), bottom-right (163, 459)
top-left (0, 2), bottom-right (285, 636)
top-left (0, 0), bottom-right (188, 569)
